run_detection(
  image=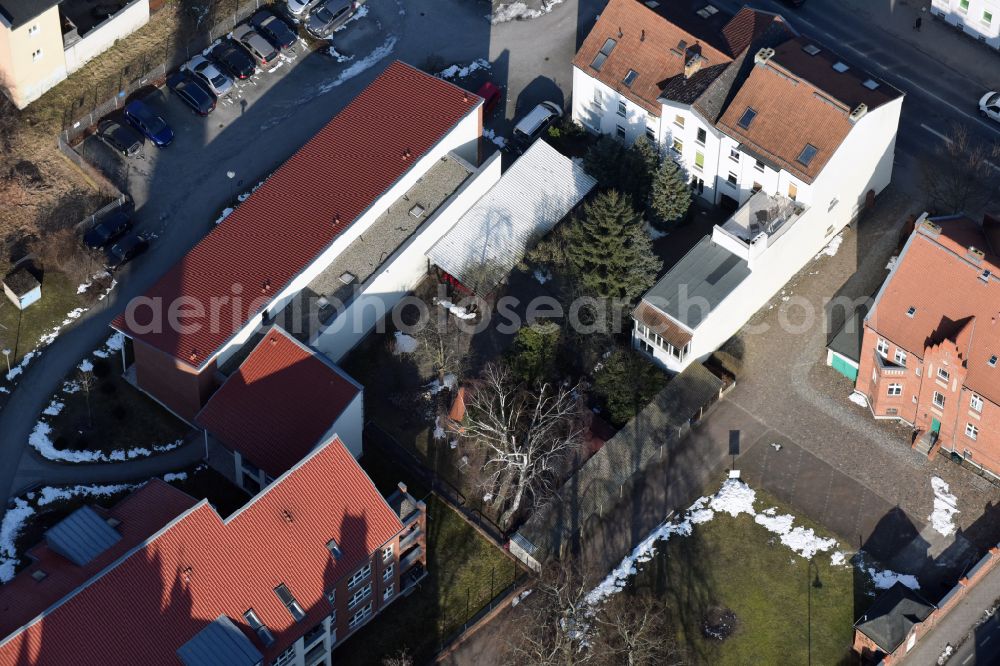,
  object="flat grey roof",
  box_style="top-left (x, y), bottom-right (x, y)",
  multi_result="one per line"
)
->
top-left (827, 301), bottom-right (870, 363)
top-left (0, 0), bottom-right (60, 29)
top-left (177, 615), bottom-right (263, 666)
top-left (643, 235), bottom-right (750, 330)
top-left (45, 505), bottom-right (122, 567)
